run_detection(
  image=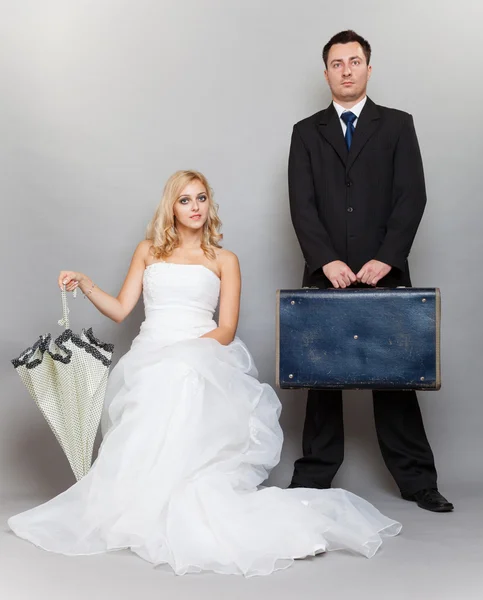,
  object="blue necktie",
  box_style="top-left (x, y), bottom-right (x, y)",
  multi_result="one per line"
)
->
top-left (341, 111), bottom-right (357, 150)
